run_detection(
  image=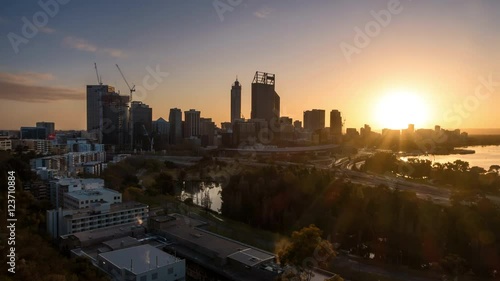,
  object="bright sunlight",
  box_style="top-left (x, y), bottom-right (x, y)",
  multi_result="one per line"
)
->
top-left (374, 90), bottom-right (429, 129)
